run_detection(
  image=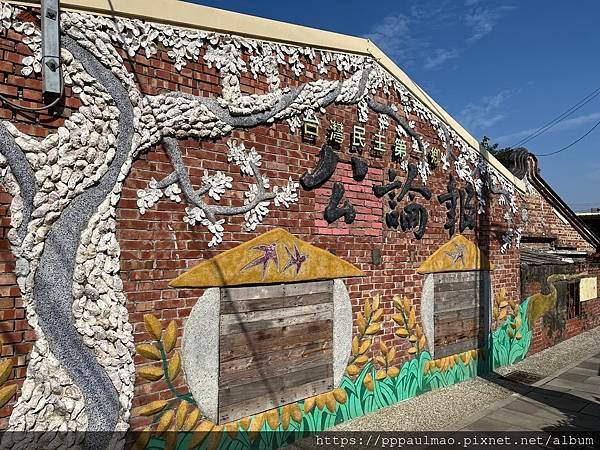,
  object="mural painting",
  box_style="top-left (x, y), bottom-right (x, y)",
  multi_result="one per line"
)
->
top-left (131, 233), bottom-right (535, 450)
top-left (0, 2), bottom-right (596, 450)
